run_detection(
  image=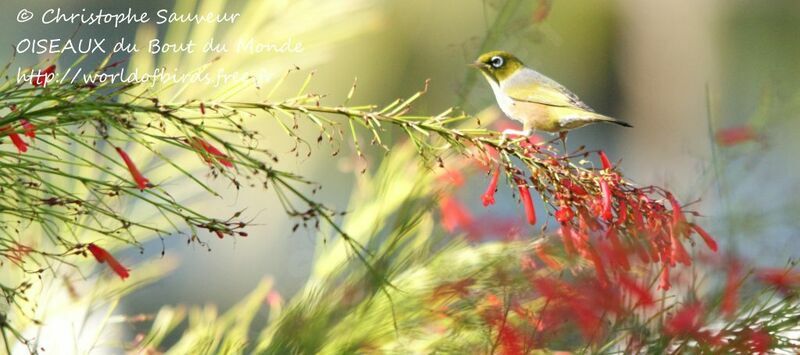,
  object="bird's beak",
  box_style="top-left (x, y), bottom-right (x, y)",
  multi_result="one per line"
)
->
top-left (468, 61), bottom-right (487, 69)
